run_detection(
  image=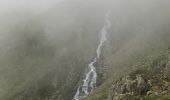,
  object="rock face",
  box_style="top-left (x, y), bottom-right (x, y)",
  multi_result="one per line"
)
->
top-left (110, 75), bottom-right (150, 100)
top-left (109, 51), bottom-right (170, 100)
